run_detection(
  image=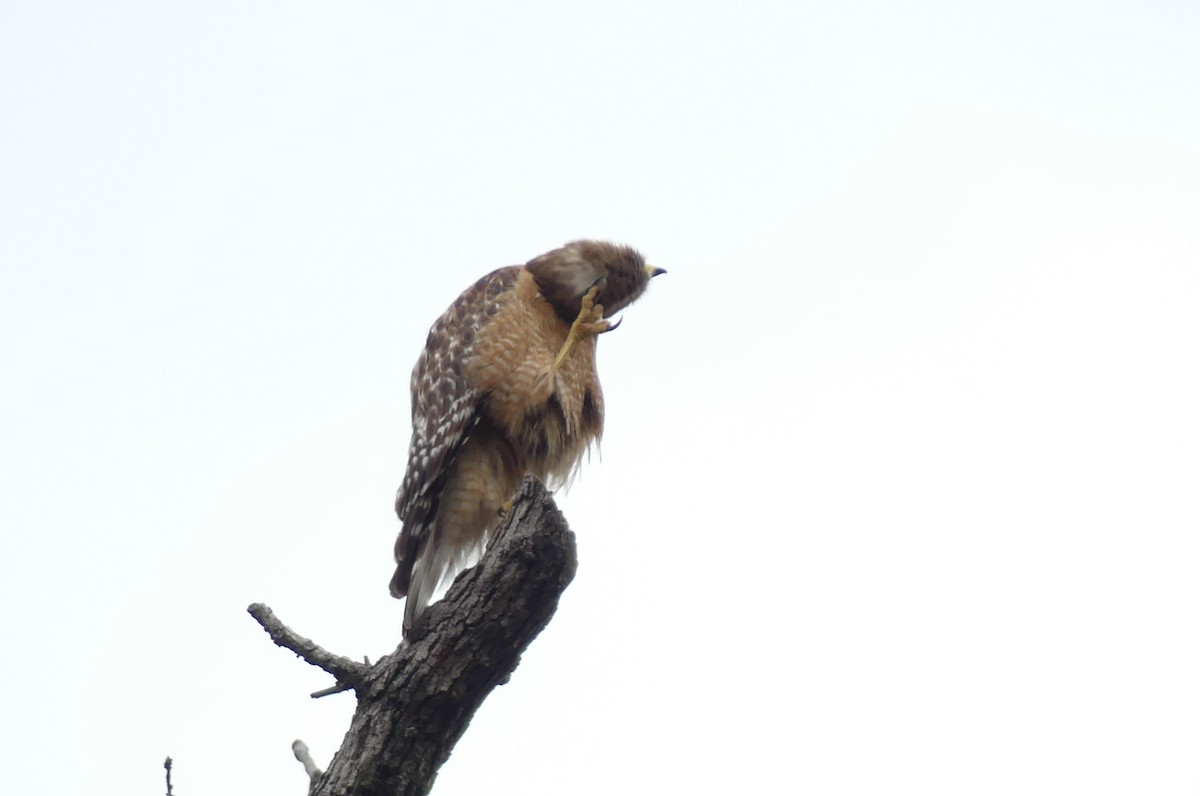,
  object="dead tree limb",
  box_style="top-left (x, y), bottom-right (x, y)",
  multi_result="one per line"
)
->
top-left (249, 476), bottom-right (578, 796)
top-left (293, 741), bottom-right (323, 795)
top-left (247, 604), bottom-right (371, 691)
